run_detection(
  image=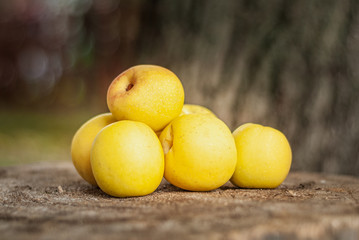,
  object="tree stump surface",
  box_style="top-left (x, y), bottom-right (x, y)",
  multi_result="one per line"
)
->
top-left (0, 162), bottom-right (358, 240)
